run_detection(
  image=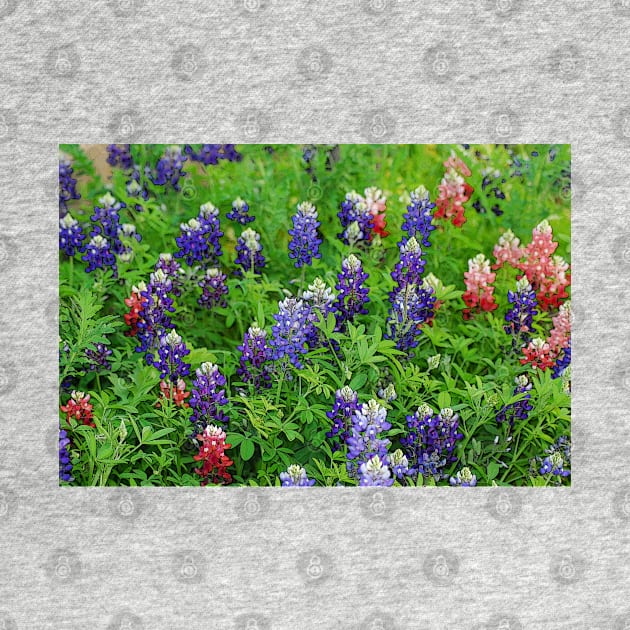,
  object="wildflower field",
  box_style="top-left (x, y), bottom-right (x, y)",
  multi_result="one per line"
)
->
top-left (59, 143), bottom-right (571, 487)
